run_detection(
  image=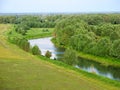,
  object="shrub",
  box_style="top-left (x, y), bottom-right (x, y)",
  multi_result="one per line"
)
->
top-left (31, 45), bottom-right (41, 55)
top-left (45, 50), bottom-right (52, 58)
